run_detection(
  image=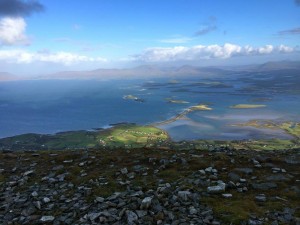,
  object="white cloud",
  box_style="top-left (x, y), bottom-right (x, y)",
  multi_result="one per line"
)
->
top-left (0, 49), bottom-right (107, 65)
top-left (132, 43), bottom-right (296, 62)
top-left (0, 17), bottom-right (29, 46)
